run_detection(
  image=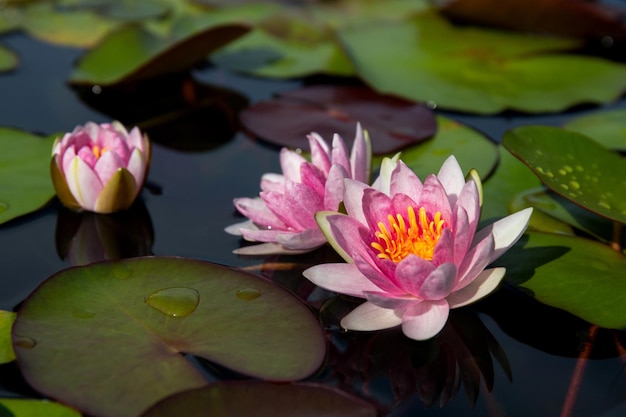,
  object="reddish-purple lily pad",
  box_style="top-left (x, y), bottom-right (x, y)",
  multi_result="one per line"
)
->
top-left (141, 382), bottom-right (376, 417)
top-left (12, 257), bottom-right (326, 417)
top-left (240, 85), bottom-right (437, 154)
